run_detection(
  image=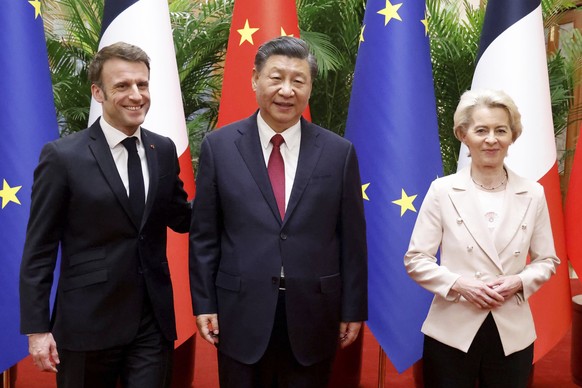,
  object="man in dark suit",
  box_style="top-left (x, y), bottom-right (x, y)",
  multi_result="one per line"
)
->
top-left (189, 36), bottom-right (367, 387)
top-left (19, 42), bottom-right (191, 388)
